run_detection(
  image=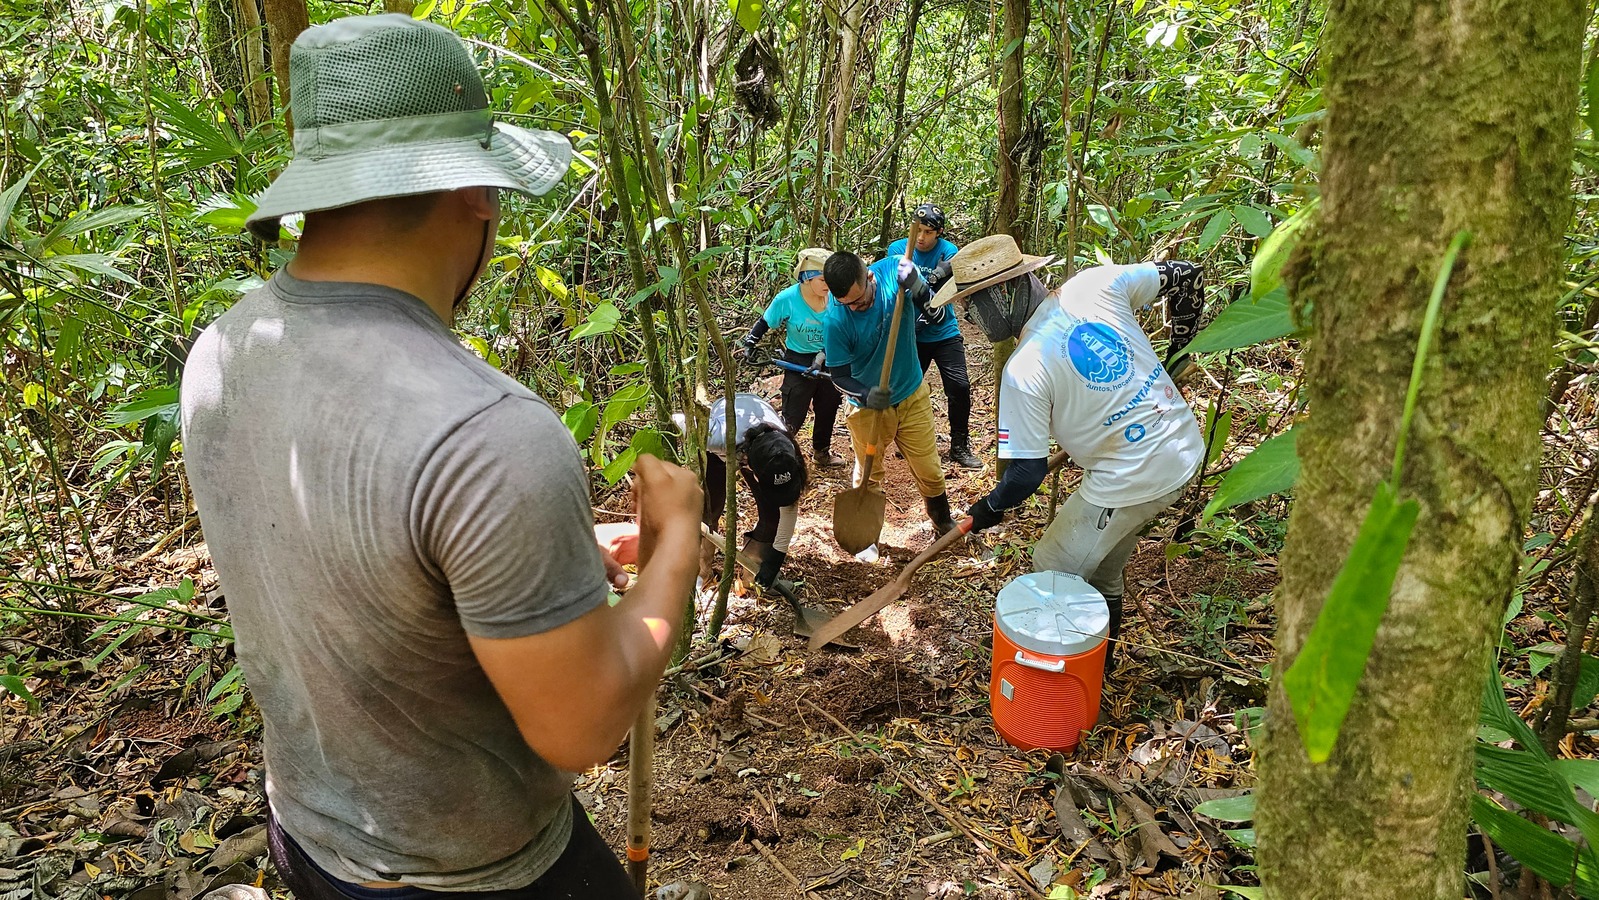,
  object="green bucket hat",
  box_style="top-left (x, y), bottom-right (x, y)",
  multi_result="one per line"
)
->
top-left (245, 14), bottom-right (572, 242)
